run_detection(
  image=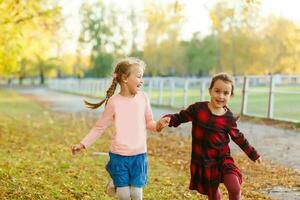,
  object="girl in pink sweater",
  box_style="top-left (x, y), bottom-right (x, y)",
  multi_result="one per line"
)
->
top-left (72, 57), bottom-right (165, 200)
